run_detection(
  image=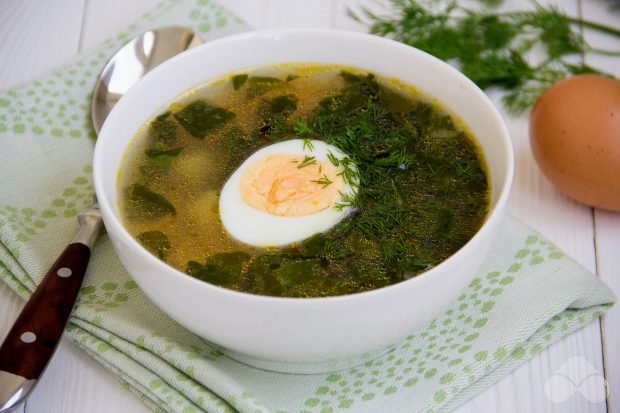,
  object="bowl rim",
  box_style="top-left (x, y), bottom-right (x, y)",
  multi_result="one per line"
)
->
top-left (93, 28), bottom-right (515, 306)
